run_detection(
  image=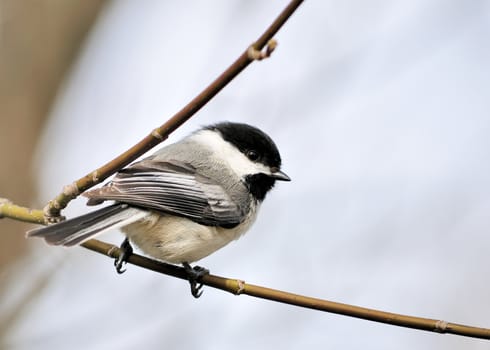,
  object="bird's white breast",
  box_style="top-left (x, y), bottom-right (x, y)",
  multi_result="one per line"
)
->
top-left (121, 206), bottom-right (258, 264)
